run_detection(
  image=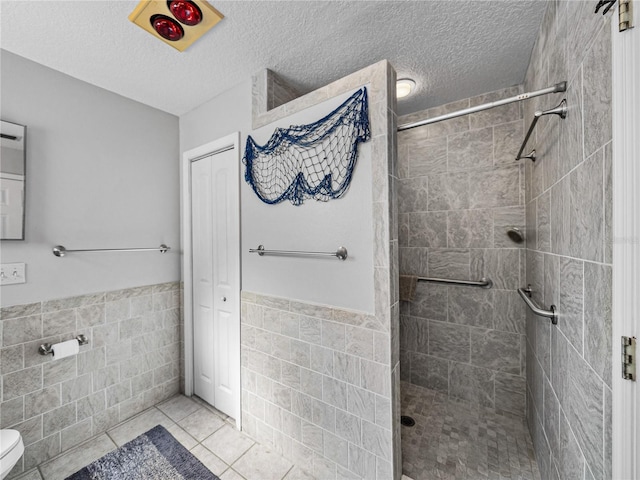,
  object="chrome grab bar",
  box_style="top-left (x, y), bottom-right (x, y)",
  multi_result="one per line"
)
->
top-left (517, 285), bottom-right (558, 324)
top-left (516, 98), bottom-right (568, 162)
top-left (417, 276), bottom-right (493, 289)
top-left (249, 245), bottom-right (348, 261)
top-left (53, 245), bottom-right (170, 257)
